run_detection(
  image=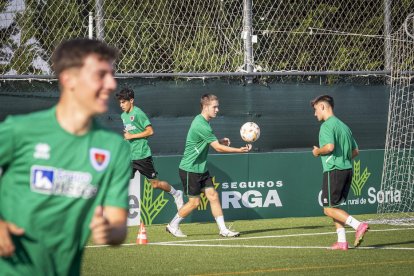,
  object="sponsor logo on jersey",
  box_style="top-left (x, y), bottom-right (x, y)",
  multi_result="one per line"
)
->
top-left (34, 143), bottom-right (50, 160)
top-left (124, 124), bottom-right (137, 131)
top-left (30, 165), bottom-right (97, 199)
top-left (90, 148), bottom-right (110, 171)
top-left (130, 116), bottom-right (135, 121)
